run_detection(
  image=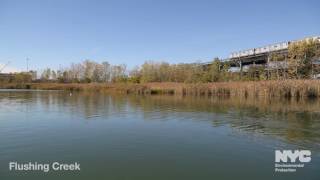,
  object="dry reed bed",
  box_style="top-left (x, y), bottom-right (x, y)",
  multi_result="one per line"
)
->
top-left (1, 80), bottom-right (320, 98)
top-left (182, 80), bottom-right (320, 98)
top-left (141, 80), bottom-right (320, 98)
